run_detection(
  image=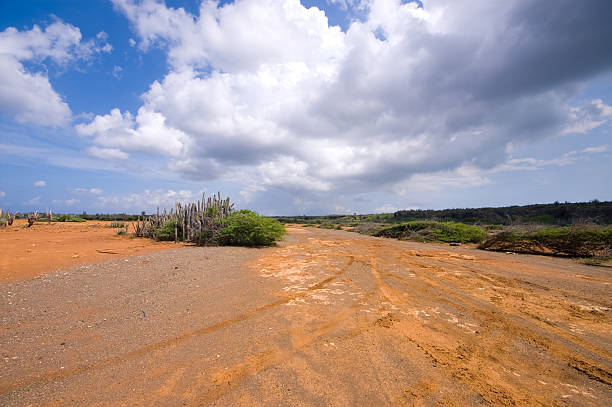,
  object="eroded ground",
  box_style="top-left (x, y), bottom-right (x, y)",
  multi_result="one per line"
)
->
top-left (0, 226), bottom-right (610, 406)
top-left (0, 220), bottom-right (183, 282)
